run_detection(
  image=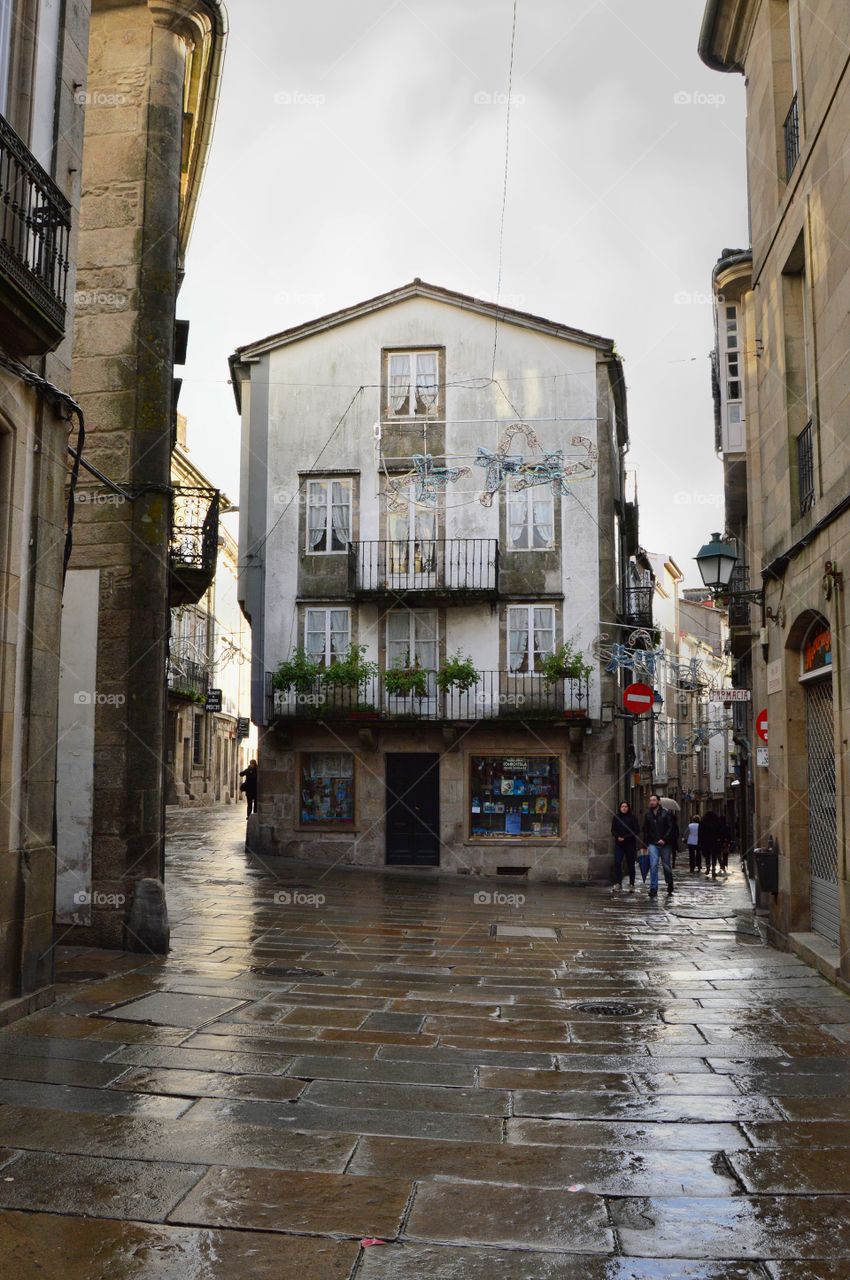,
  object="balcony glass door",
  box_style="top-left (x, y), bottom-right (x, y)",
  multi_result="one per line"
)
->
top-left (387, 485), bottom-right (437, 590)
top-left (385, 610), bottom-right (438, 712)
